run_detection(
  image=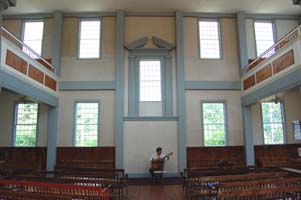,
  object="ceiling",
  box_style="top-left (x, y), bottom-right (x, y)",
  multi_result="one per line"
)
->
top-left (3, 0), bottom-right (301, 15)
